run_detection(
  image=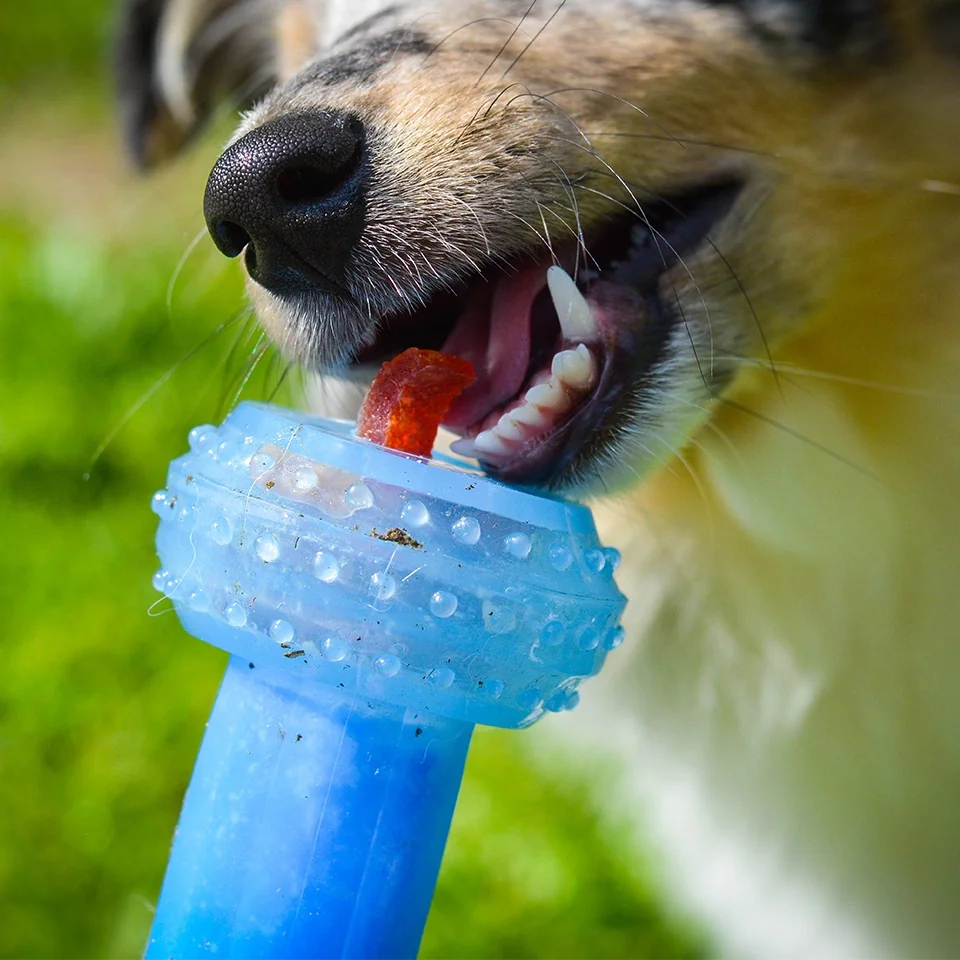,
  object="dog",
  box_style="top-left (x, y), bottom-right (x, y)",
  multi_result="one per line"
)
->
top-left (116, 0), bottom-right (960, 954)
